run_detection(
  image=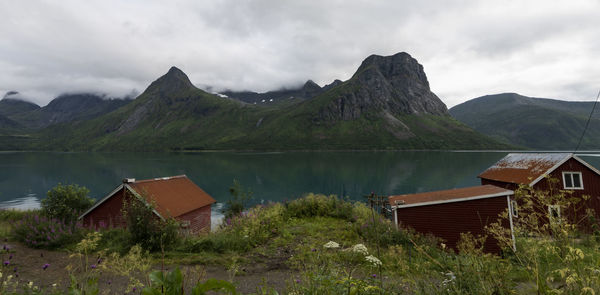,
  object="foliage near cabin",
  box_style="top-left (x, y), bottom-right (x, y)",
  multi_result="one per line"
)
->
top-left (222, 179), bottom-right (253, 219)
top-left (41, 183), bottom-right (94, 224)
top-left (121, 197), bottom-right (180, 251)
